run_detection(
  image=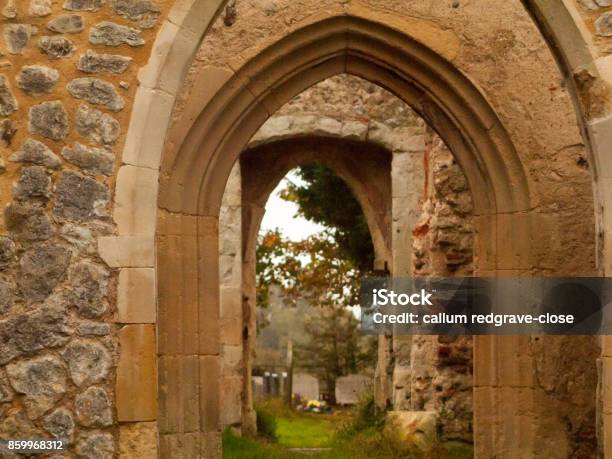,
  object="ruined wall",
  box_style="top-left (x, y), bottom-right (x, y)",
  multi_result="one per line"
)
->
top-left (0, 1), bottom-right (169, 457)
top-left (0, 0), bottom-right (606, 457)
top-left (408, 129), bottom-right (474, 444)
